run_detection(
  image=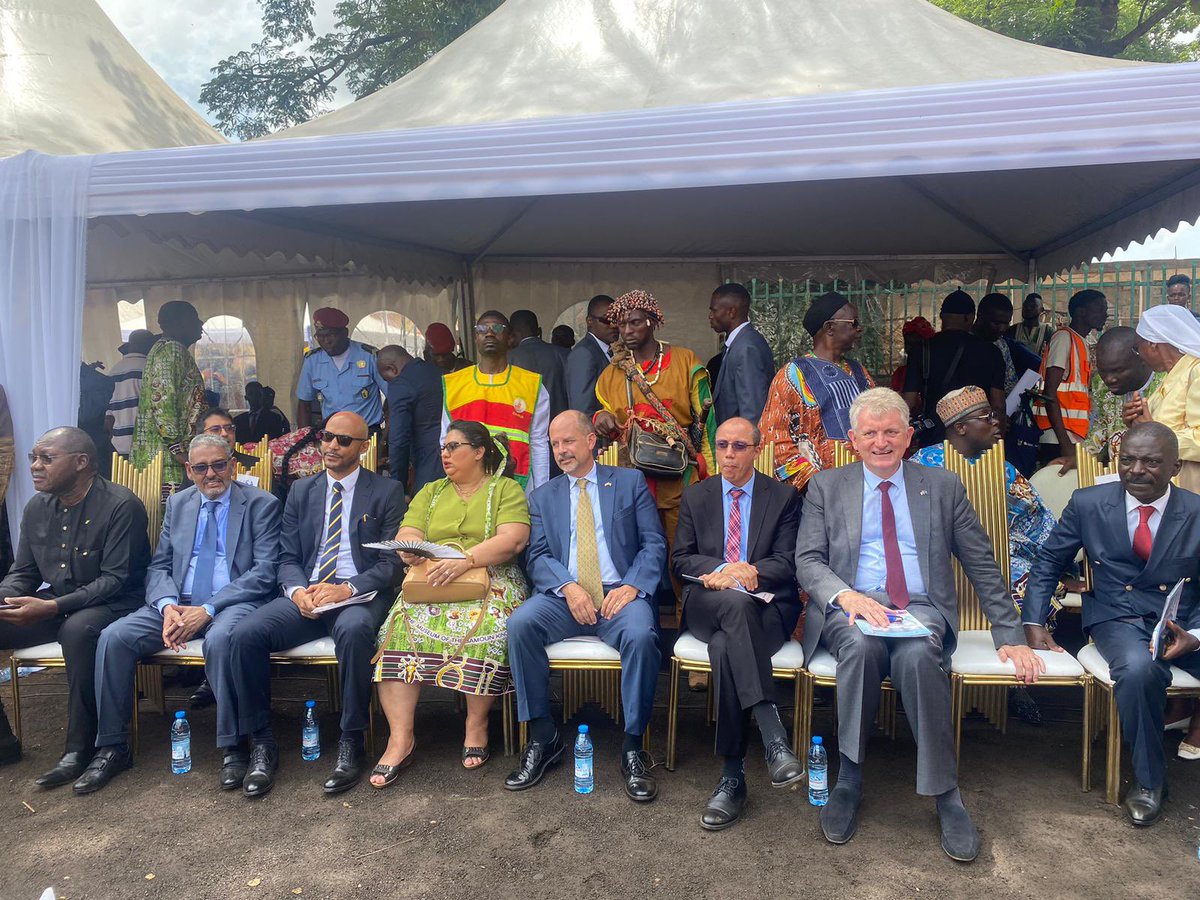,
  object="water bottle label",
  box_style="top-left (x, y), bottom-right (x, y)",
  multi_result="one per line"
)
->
top-left (172, 741), bottom-right (189, 761)
top-left (809, 770), bottom-right (827, 791)
top-left (575, 759), bottom-right (591, 779)
top-left (303, 736), bottom-right (319, 748)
